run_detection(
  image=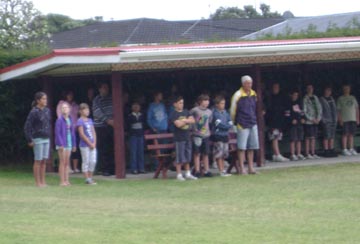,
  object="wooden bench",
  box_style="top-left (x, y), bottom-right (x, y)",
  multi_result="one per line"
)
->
top-left (144, 133), bottom-right (175, 179)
